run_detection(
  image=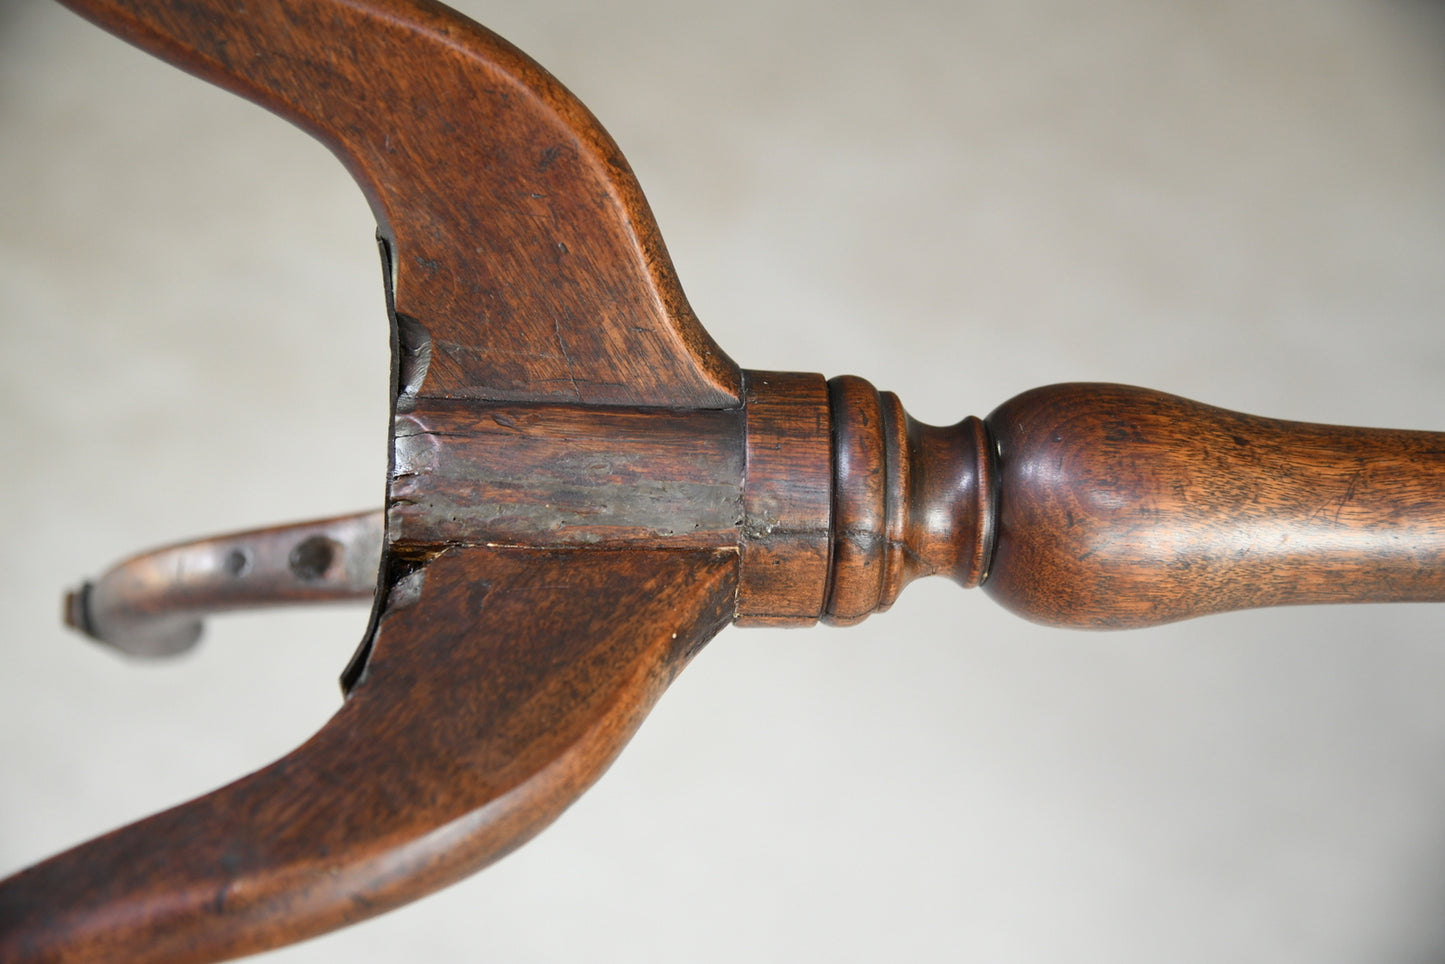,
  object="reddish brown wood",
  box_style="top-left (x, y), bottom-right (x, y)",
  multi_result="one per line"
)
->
top-left (822, 375), bottom-right (891, 622)
top-left (984, 383), bottom-right (1445, 627)
top-left (736, 371), bottom-right (834, 625)
top-left (0, 547), bottom-right (737, 964)
top-left (823, 375), bottom-right (996, 625)
top-left (9, 2), bottom-right (753, 960)
top-left (57, 0), bottom-right (740, 409)
top-left (7, 0), bottom-right (1445, 961)
top-left (819, 378), bottom-right (1445, 628)
top-left (390, 399), bottom-right (745, 551)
